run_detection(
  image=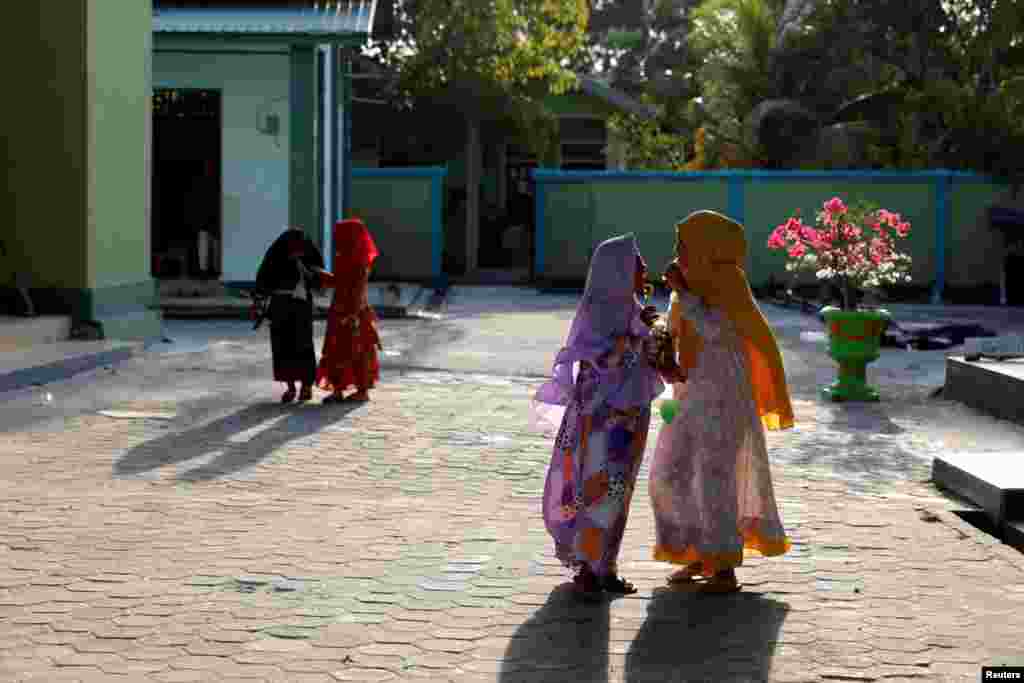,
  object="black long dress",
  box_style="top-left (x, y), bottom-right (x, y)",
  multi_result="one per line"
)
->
top-left (255, 229), bottom-right (325, 385)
